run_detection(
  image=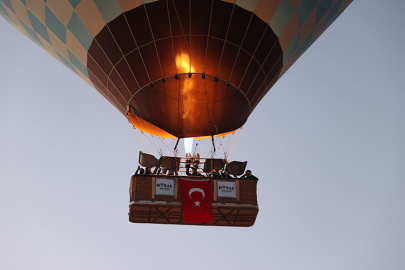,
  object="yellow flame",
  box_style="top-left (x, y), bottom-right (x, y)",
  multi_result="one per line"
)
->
top-left (175, 53), bottom-right (196, 121)
top-left (175, 53), bottom-right (195, 74)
